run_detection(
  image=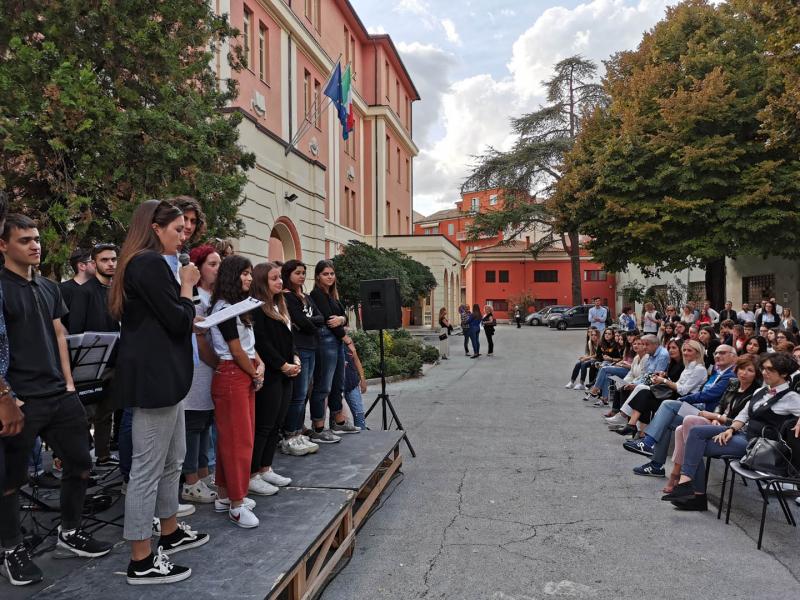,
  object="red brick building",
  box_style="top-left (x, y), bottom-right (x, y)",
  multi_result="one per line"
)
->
top-left (414, 189), bottom-right (615, 319)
